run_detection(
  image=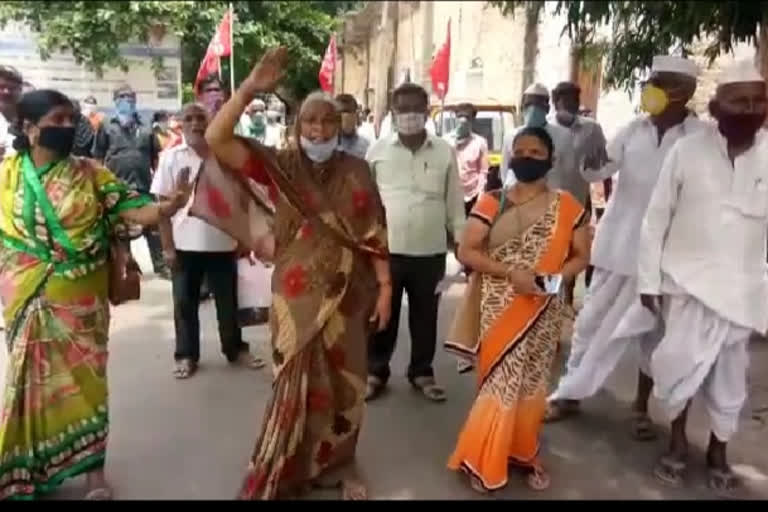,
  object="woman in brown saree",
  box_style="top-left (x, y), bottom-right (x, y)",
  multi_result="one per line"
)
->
top-left (446, 127), bottom-right (590, 493)
top-left (199, 48), bottom-right (391, 500)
